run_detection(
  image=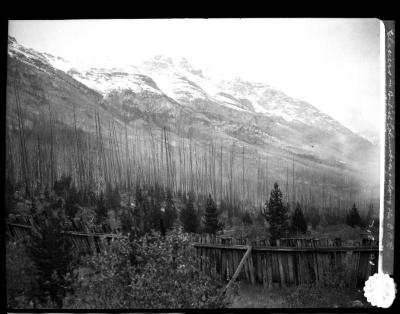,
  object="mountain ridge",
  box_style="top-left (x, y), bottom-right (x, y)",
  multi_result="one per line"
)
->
top-left (7, 36), bottom-right (380, 192)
